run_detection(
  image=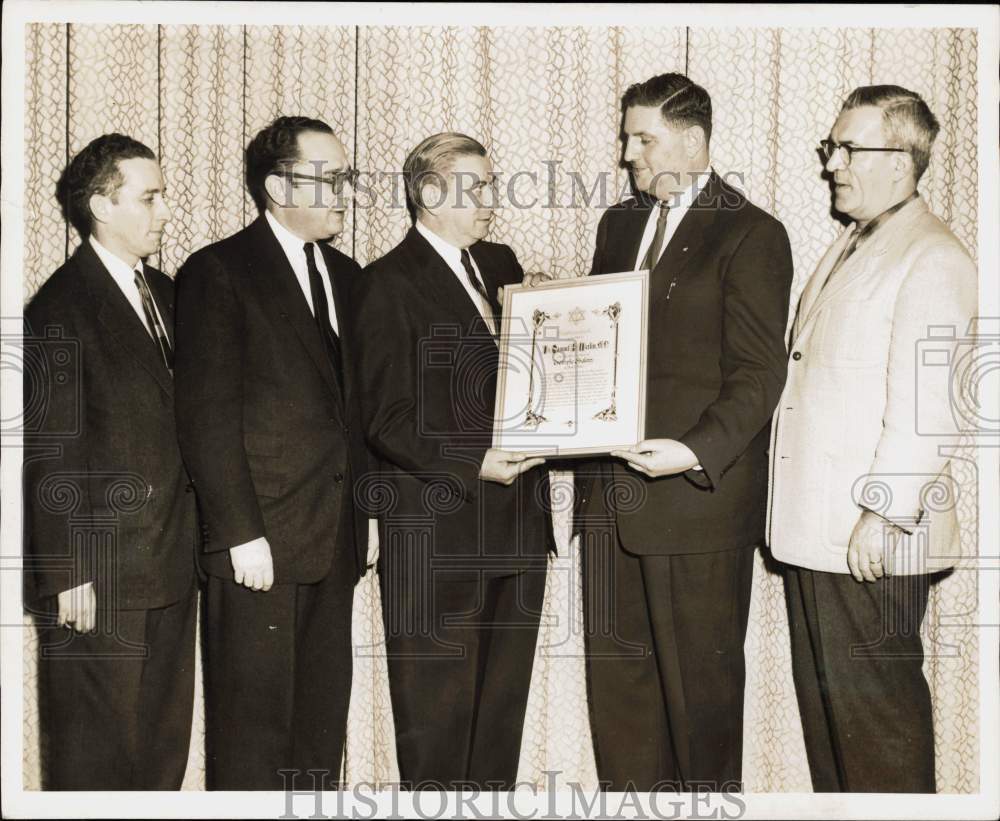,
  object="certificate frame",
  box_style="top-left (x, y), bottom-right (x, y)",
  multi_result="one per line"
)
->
top-left (491, 270), bottom-right (649, 457)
